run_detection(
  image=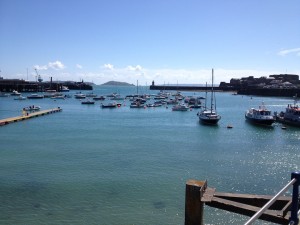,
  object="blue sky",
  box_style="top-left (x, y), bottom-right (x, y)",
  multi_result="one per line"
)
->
top-left (0, 0), bottom-right (299, 85)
